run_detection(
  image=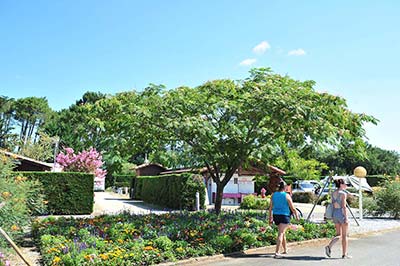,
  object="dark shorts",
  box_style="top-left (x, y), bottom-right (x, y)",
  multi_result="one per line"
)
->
top-left (273, 214), bottom-right (290, 225)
